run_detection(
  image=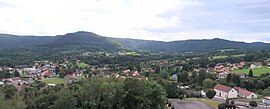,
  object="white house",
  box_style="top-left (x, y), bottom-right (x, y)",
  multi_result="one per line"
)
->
top-left (0, 81), bottom-right (4, 85)
top-left (214, 84), bottom-right (238, 100)
top-left (234, 87), bottom-right (257, 99)
top-left (250, 62), bottom-right (262, 69)
top-left (218, 73), bottom-right (227, 79)
top-left (201, 89), bottom-right (207, 97)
